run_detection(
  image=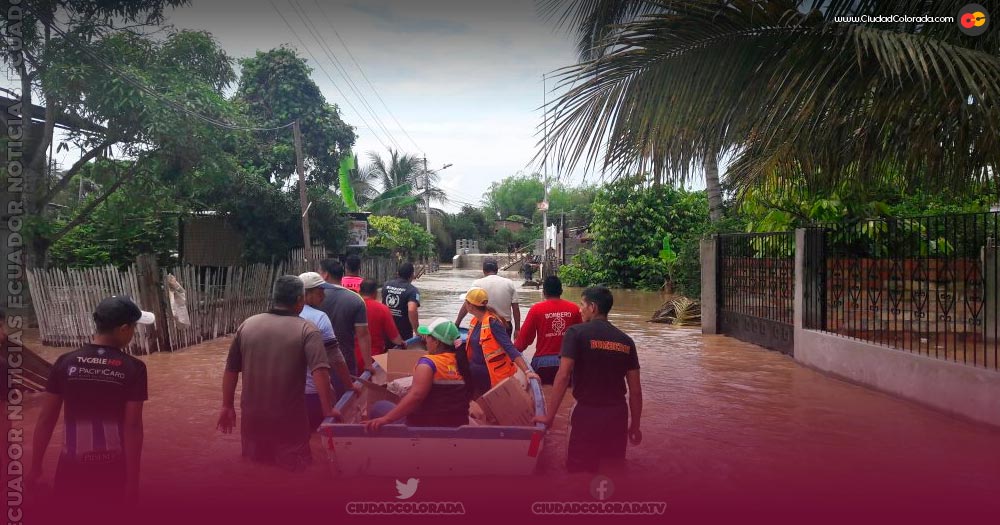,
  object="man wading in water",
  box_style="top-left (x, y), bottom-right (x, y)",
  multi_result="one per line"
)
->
top-left (29, 297), bottom-right (153, 500)
top-left (535, 286), bottom-right (643, 473)
top-left (218, 276), bottom-right (336, 471)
